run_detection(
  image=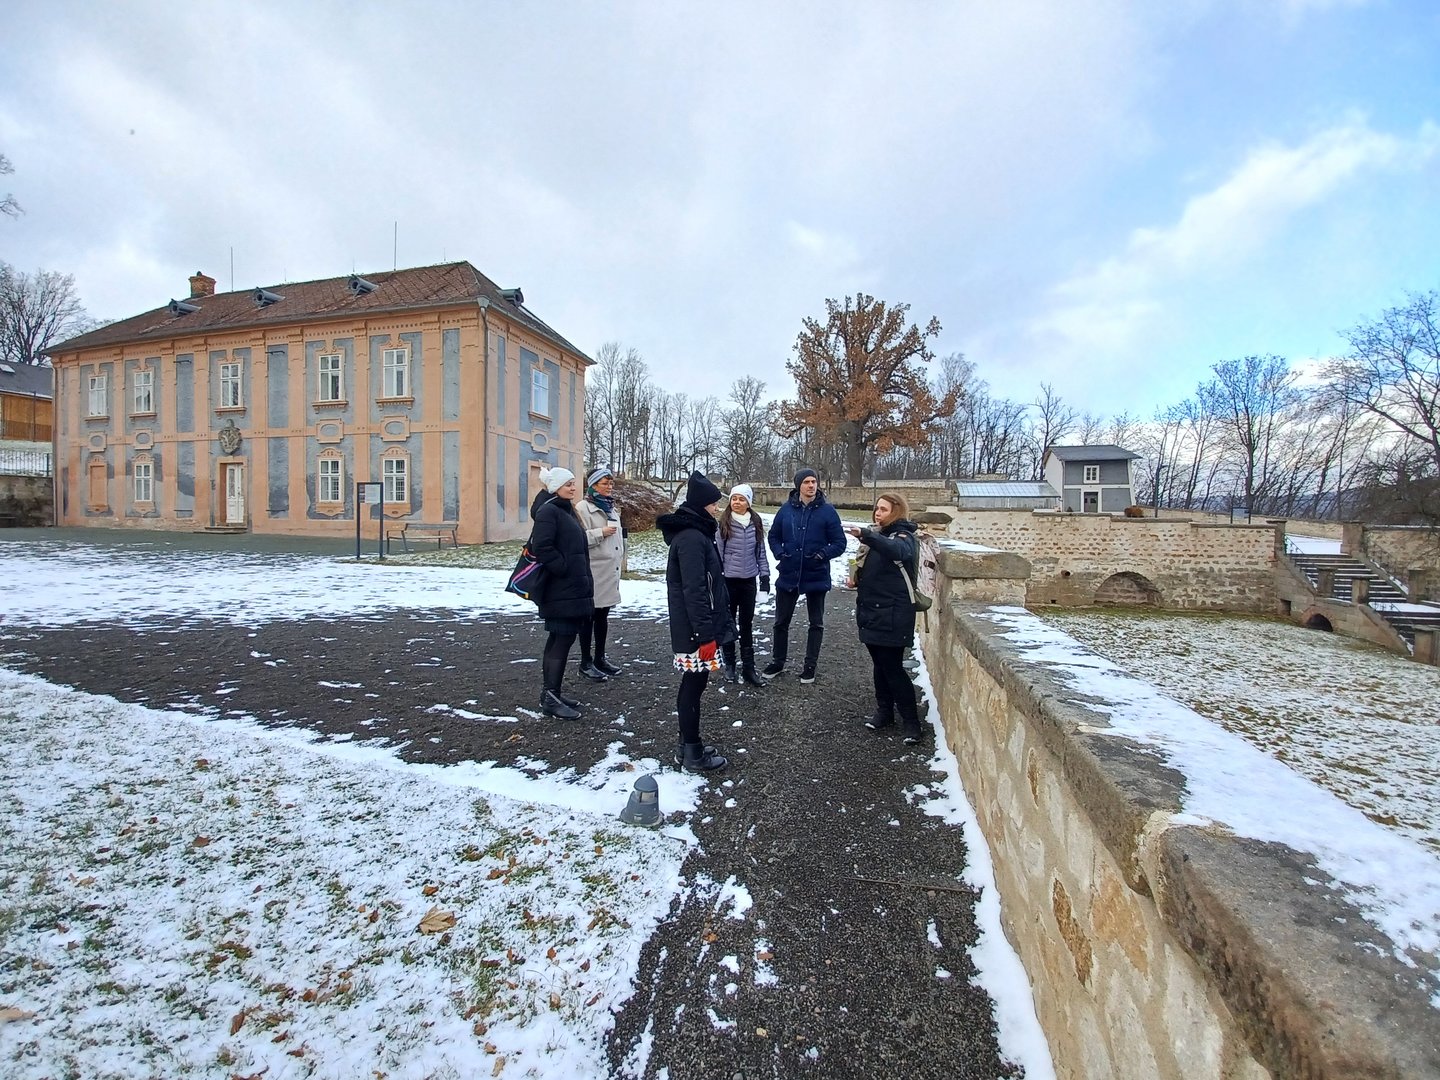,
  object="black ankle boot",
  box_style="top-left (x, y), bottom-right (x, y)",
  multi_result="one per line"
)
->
top-left (679, 741), bottom-right (728, 772)
top-left (741, 663), bottom-right (765, 687)
top-left (594, 656), bottom-right (621, 676)
top-left (541, 690), bottom-right (581, 720)
top-left (865, 705), bottom-right (895, 731)
top-left (672, 741), bottom-right (719, 767)
top-left (579, 661), bottom-right (609, 682)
